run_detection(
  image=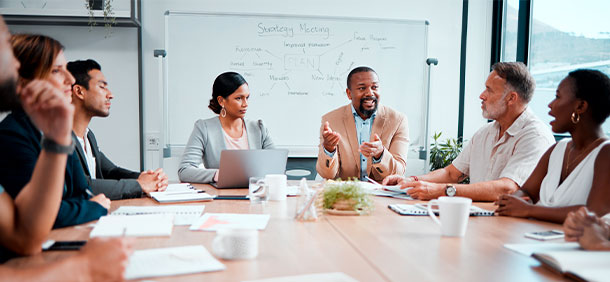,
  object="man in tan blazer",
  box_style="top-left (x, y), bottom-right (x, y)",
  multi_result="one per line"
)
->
top-left (316, 66), bottom-right (409, 182)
